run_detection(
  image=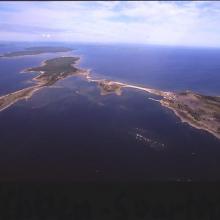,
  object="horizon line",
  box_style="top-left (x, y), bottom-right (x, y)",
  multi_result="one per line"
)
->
top-left (1, 40), bottom-right (220, 49)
